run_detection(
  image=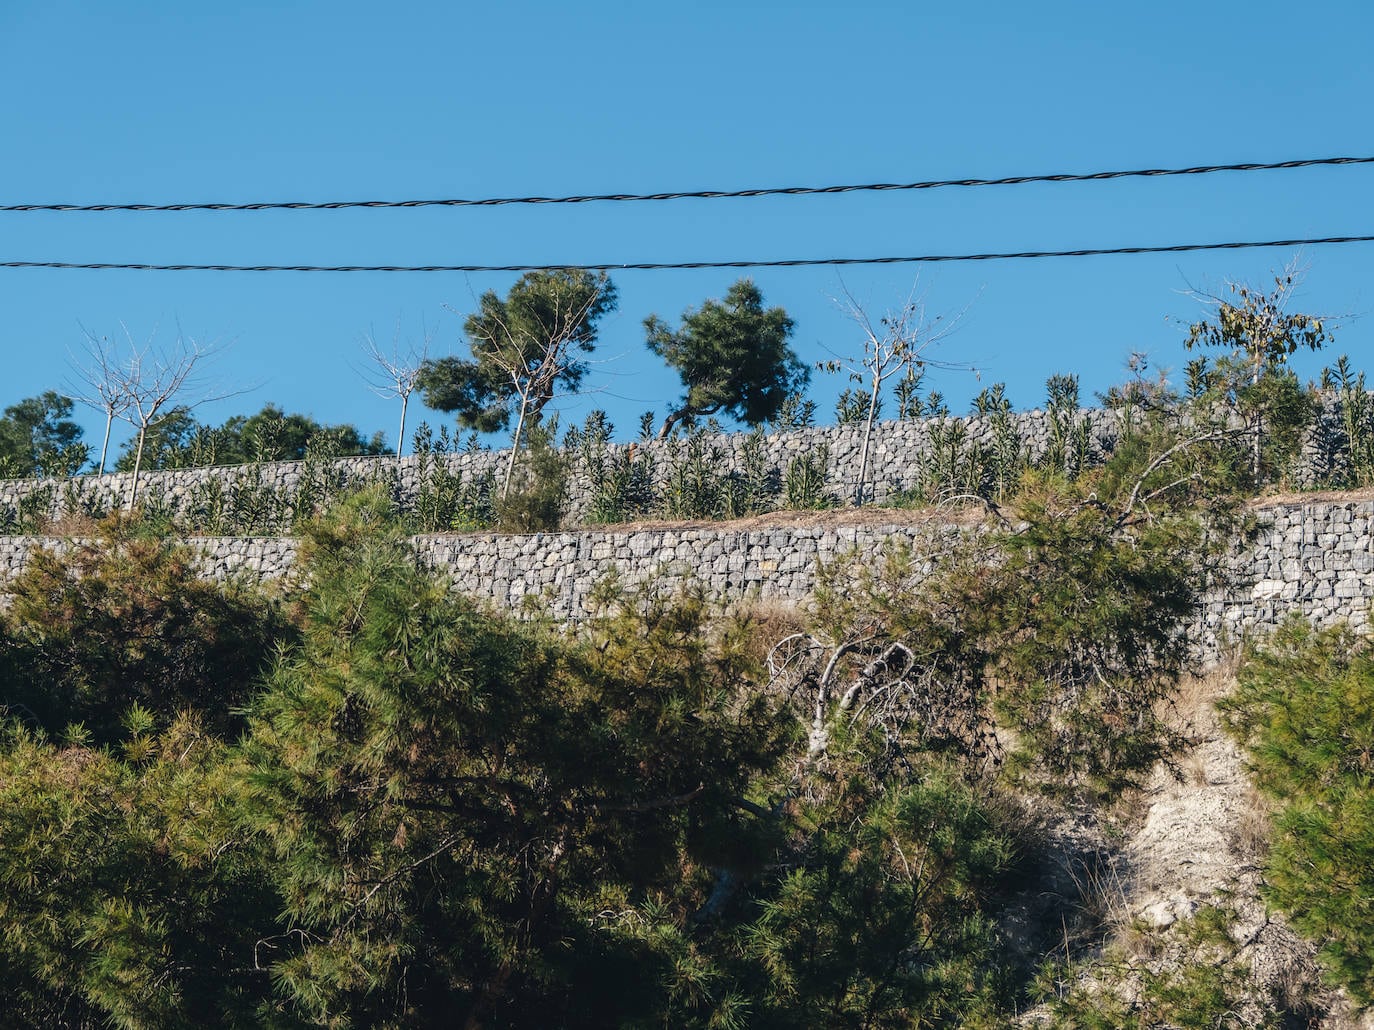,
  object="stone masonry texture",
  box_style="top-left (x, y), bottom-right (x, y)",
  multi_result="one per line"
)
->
top-left (0, 407), bottom-right (1127, 529)
top-left (0, 496), bottom-right (1370, 663)
top-left (0, 397), bottom-right (1364, 529)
